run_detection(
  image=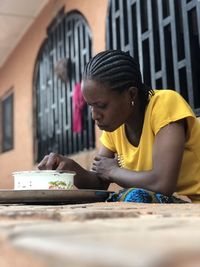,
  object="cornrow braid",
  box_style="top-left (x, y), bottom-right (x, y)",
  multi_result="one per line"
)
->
top-left (83, 50), bottom-right (154, 111)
